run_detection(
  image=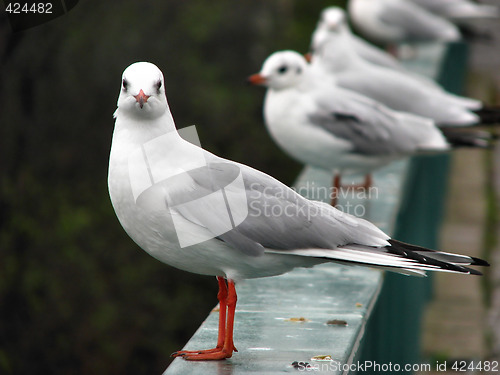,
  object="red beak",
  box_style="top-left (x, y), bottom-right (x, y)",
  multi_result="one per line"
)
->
top-left (304, 53), bottom-right (312, 62)
top-left (247, 73), bottom-right (267, 85)
top-left (134, 89), bottom-right (150, 108)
